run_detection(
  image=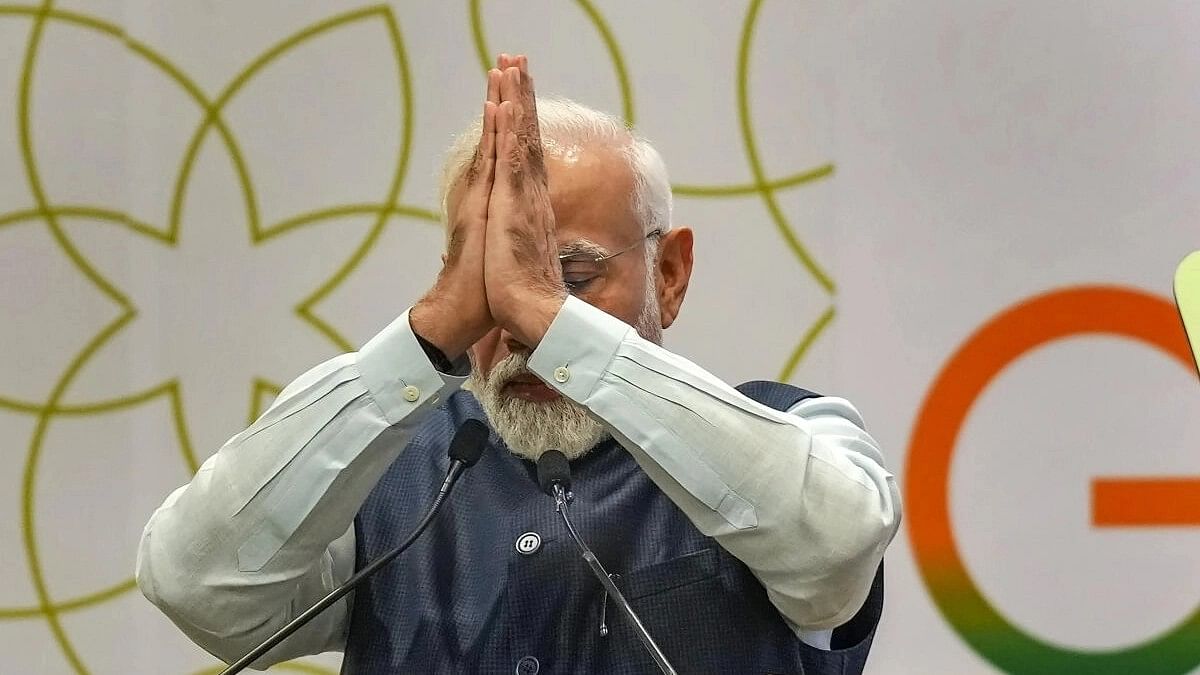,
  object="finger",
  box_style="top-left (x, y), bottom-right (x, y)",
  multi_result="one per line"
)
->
top-left (487, 68), bottom-right (501, 105)
top-left (499, 65), bottom-right (521, 104)
top-left (482, 99), bottom-right (497, 139)
top-left (499, 67), bottom-right (533, 152)
top-left (497, 69), bottom-right (521, 166)
top-left (508, 55), bottom-right (532, 108)
top-left (463, 101), bottom-right (497, 220)
top-left (481, 69), bottom-right (500, 165)
top-left (493, 100), bottom-right (520, 193)
top-left (480, 100), bottom-right (497, 167)
top-left (466, 67), bottom-right (500, 186)
top-left (510, 59), bottom-right (543, 178)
